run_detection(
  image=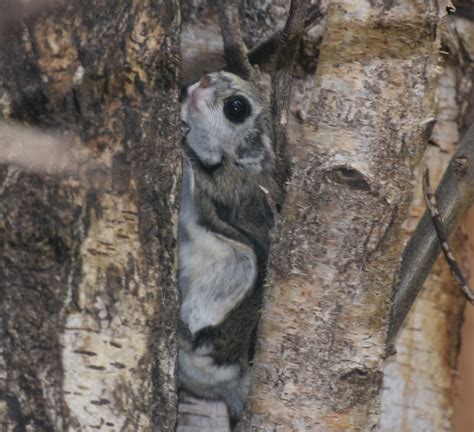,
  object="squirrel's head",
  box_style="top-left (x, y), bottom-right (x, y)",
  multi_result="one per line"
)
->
top-left (181, 71), bottom-right (273, 173)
